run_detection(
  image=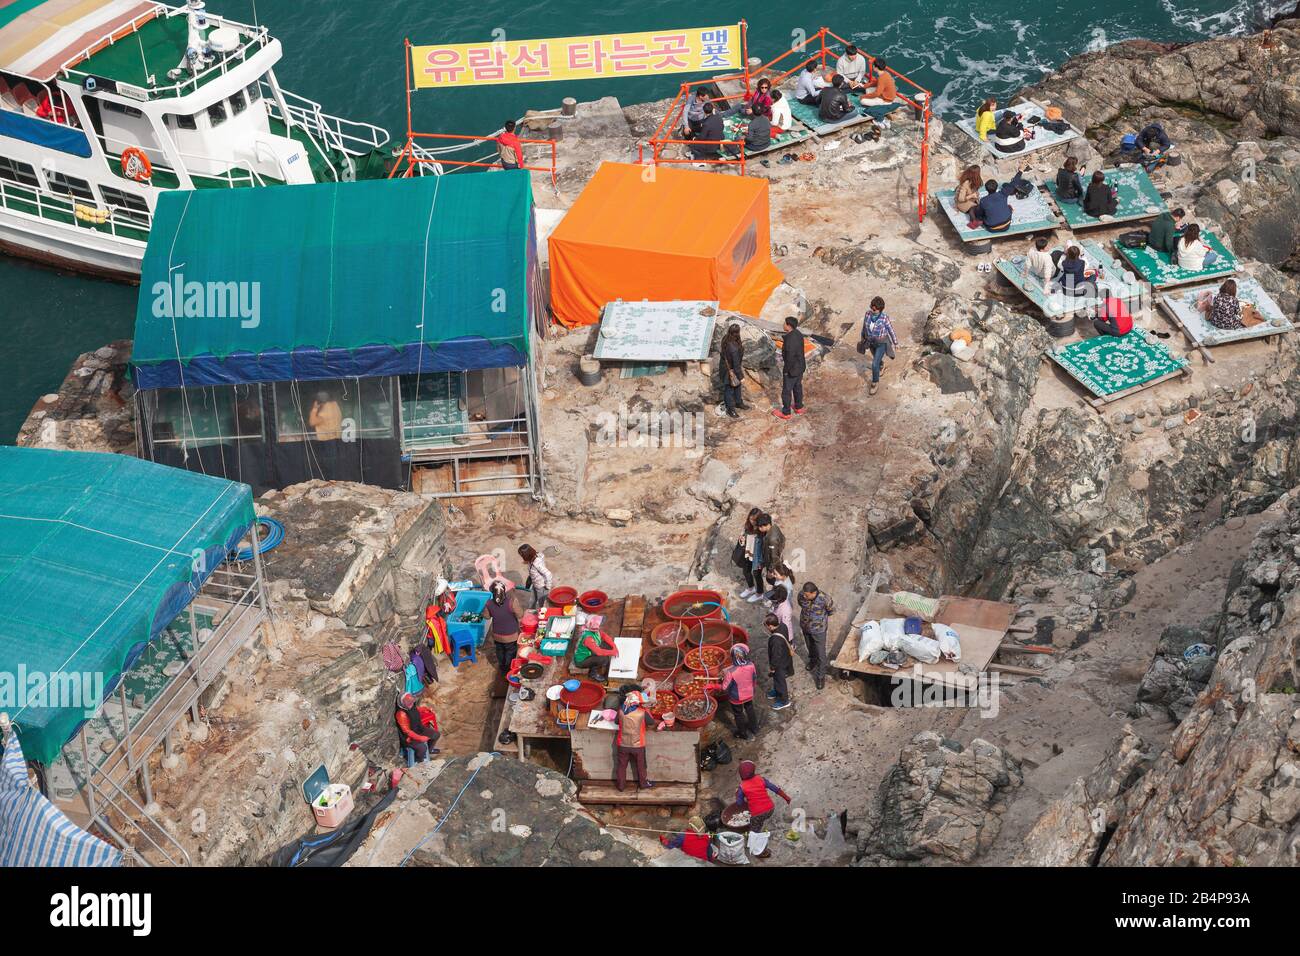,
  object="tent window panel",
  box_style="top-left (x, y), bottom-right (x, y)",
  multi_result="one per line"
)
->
top-left (151, 386), bottom-right (261, 447)
top-left (400, 373), bottom-right (467, 448)
top-left (730, 222), bottom-right (757, 281)
top-left (274, 379), bottom-right (392, 443)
